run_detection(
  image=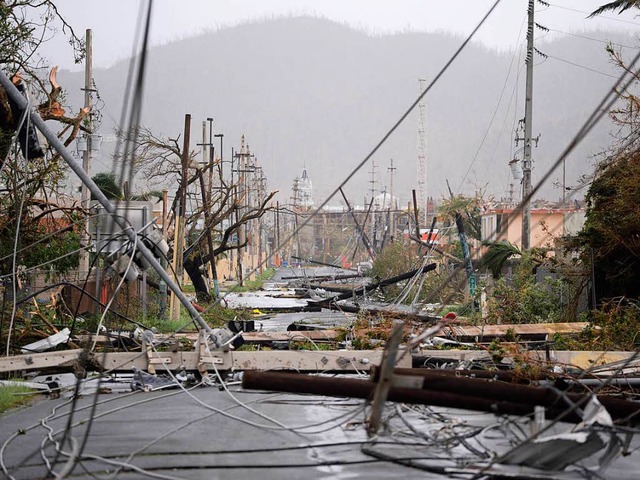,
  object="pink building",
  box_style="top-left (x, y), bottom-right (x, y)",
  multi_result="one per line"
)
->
top-left (480, 206), bottom-right (585, 250)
